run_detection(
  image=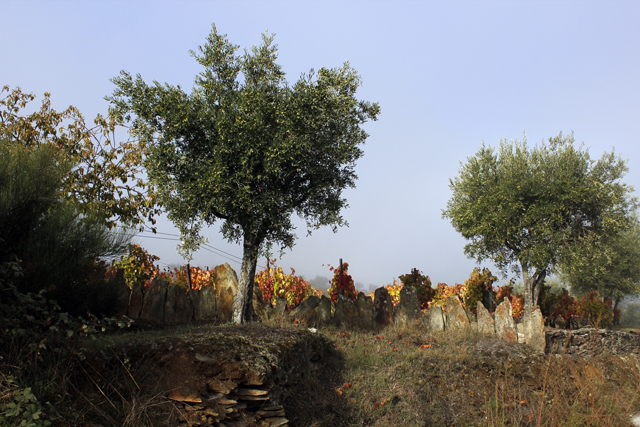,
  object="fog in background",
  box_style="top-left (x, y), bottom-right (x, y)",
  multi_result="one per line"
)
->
top-left (2, 0), bottom-right (639, 292)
